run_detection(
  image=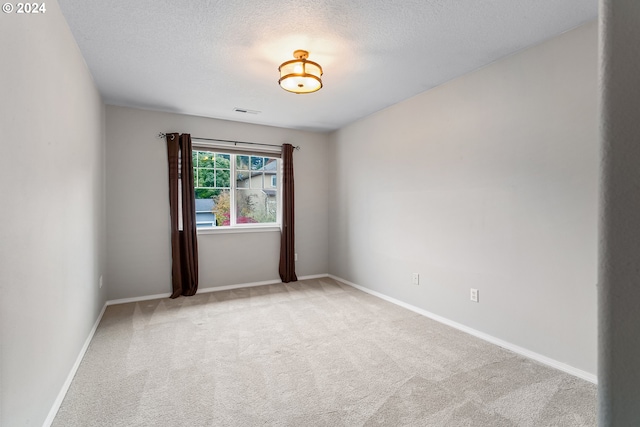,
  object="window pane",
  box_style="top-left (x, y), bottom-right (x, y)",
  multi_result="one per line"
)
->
top-left (264, 159), bottom-right (277, 177)
top-left (195, 189), bottom-right (216, 229)
top-left (197, 168), bottom-right (215, 187)
top-left (195, 188), bottom-right (218, 200)
top-left (236, 171), bottom-right (249, 188)
top-left (236, 155), bottom-right (249, 170)
top-left (236, 188), bottom-right (277, 224)
top-left (193, 151), bottom-right (279, 227)
top-left (198, 152), bottom-right (215, 168)
top-left (250, 156), bottom-right (263, 170)
top-left (250, 172), bottom-right (263, 189)
top-left (216, 169), bottom-right (230, 188)
top-left (212, 189), bottom-right (231, 226)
